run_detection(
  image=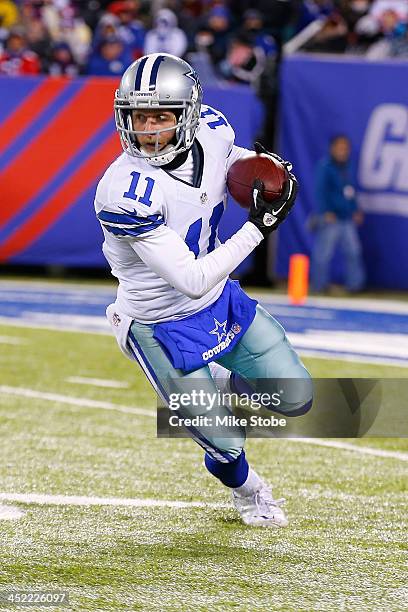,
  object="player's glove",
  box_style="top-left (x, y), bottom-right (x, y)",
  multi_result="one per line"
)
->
top-left (249, 177), bottom-right (297, 236)
top-left (248, 152), bottom-right (298, 239)
top-left (251, 141), bottom-right (298, 235)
